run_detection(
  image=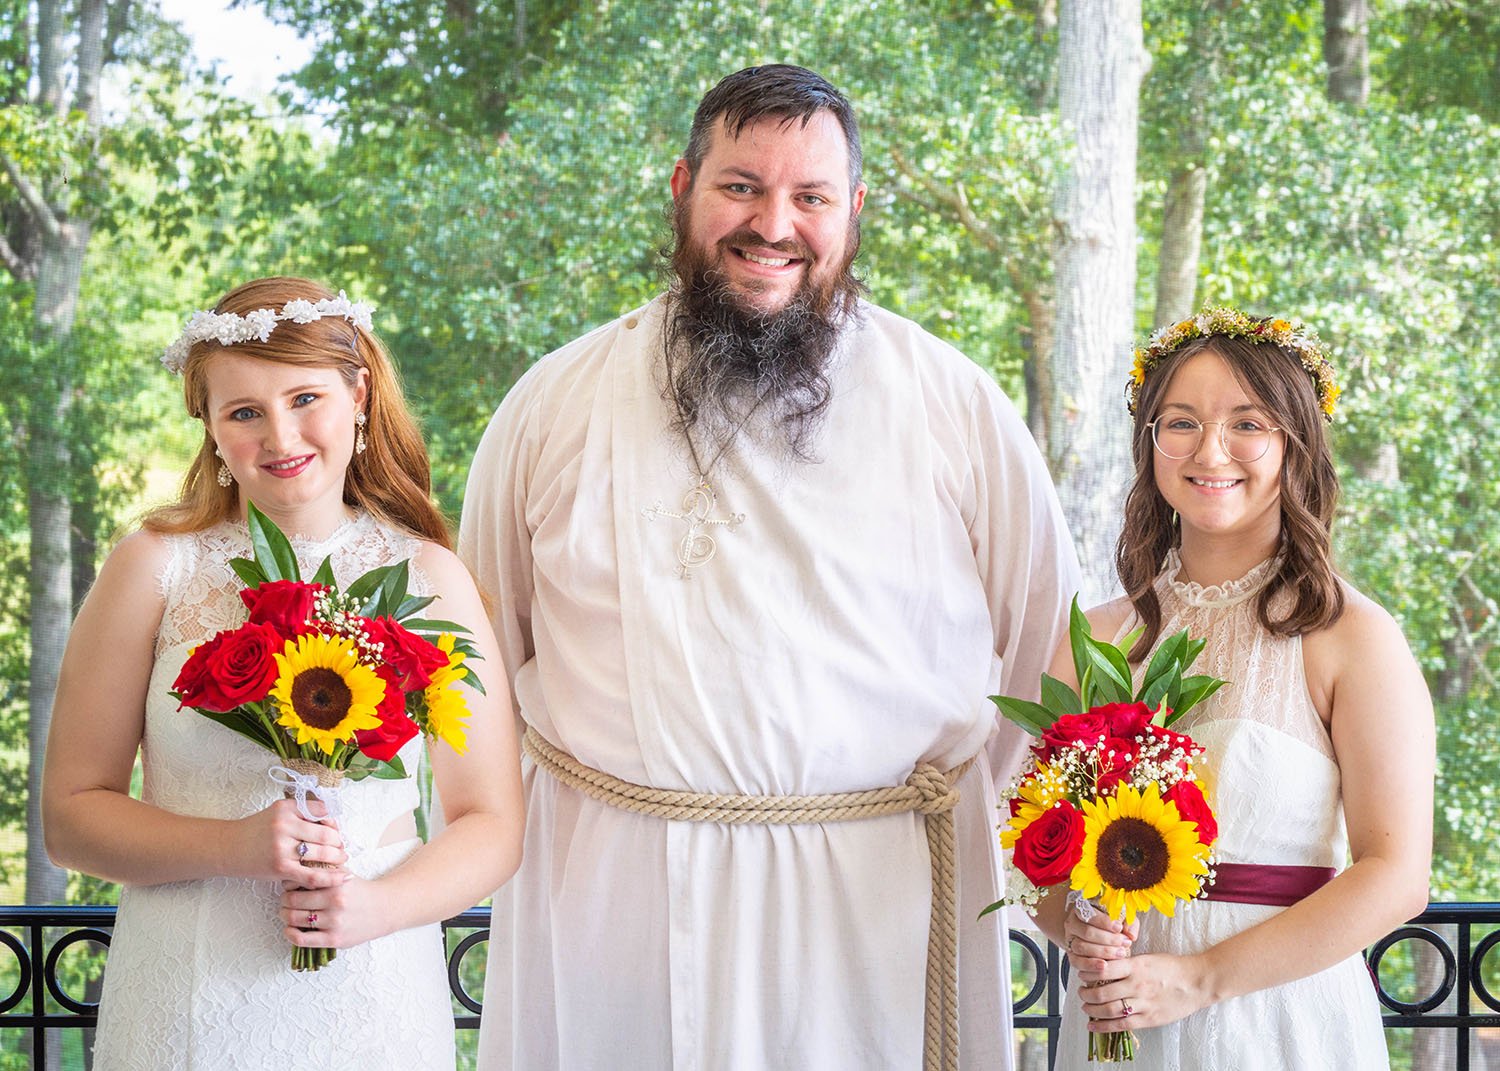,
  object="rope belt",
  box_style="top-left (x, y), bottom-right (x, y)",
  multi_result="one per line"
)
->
top-left (522, 725), bottom-right (974, 1071)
